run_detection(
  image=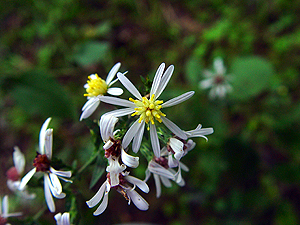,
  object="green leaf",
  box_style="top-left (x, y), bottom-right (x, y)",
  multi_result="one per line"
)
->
top-left (72, 41), bottom-right (110, 67)
top-left (10, 70), bottom-right (76, 119)
top-left (185, 56), bottom-right (202, 85)
top-left (89, 153), bottom-right (106, 189)
top-left (230, 56), bottom-right (275, 100)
